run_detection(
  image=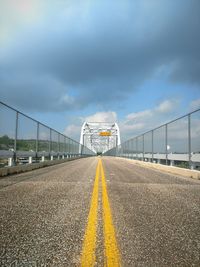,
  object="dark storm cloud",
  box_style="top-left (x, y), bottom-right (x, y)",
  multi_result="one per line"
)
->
top-left (0, 0), bottom-right (200, 111)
